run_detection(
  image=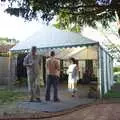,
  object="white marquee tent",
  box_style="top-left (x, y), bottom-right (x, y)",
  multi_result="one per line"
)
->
top-left (10, 25), bottom-right (113, 98)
